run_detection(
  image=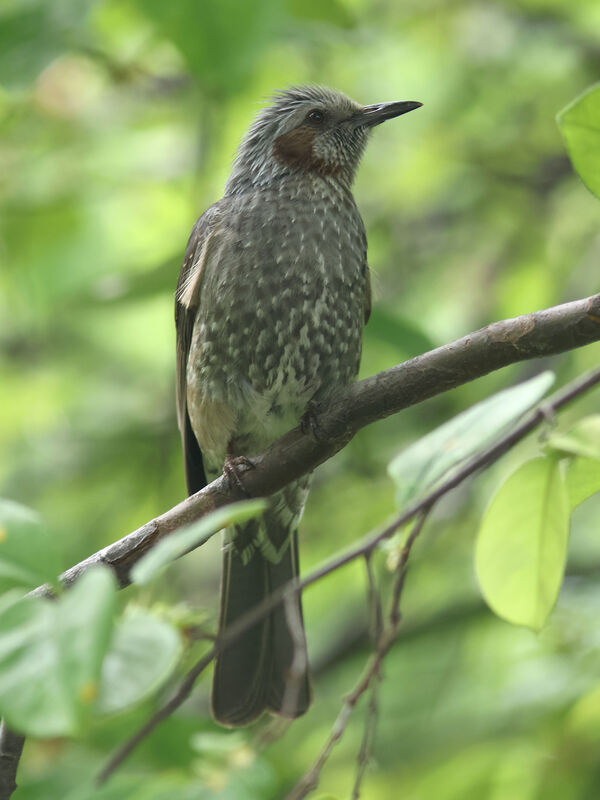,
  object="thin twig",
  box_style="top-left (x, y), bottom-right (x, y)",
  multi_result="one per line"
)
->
top-left (352, 681), bottom-right (379, 799)
top-left (96, 365), bottom-right (600, 786)
top-left (364, 551), bottom-right (384, 643)
top-left (350, 552), bottom-right (385, 798)
top-left (287, 509), bottom-right (432, 800)
top-left (279, 595), bottom-right (309, 720)
top-left (351, 511), bottom-right (431, 798)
